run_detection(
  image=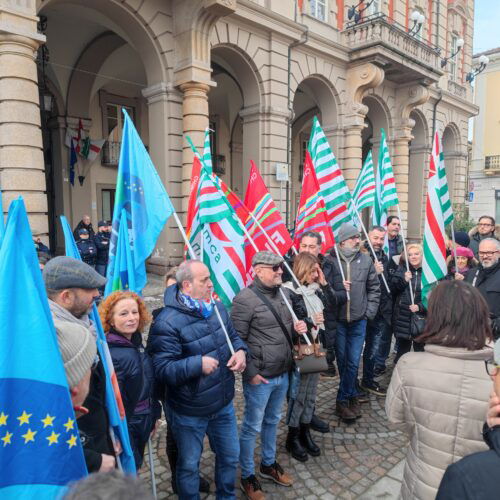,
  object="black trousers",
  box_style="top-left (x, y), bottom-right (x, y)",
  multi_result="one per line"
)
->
top-left (394, 338), bottom-right (424, 364)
